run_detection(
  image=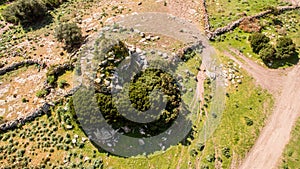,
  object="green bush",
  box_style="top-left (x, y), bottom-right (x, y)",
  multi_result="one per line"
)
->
top-left (2, 0), bottom-right (48, 25)
top-left (47, 75), bottom-right (56, 86)
top-left (248, 33), bottom-right (270, 54)
top-left (189, 149), bottom-right (198, 157)
top-left (58, 79), bottom-right (68, 88)
top-left (206, 154), bottom-right (216, 162)
top-left (54, 22), bottom-right (83, 51)
top-left (276, 37), bottom-right (297, 60)
top-left (244, 116), bottom-right (254, 126)
top-left (222, 147), bottom-right (231, 158)
top-left (36, 89), bottom-right (49, 98)
top-left (197, 143), bottom-right (205, 151)
top-left (259, 44), bottom-right (276, 62)
top-left (22, 98), bottom-right (29, 103)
